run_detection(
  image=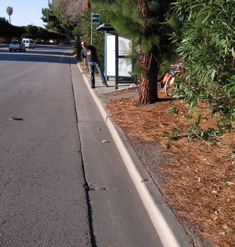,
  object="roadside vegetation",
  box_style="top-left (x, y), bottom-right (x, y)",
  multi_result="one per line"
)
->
top-left (172, 0), bottom-right (235, 141)
top-left (0, 17), bottom-right (66, 44)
